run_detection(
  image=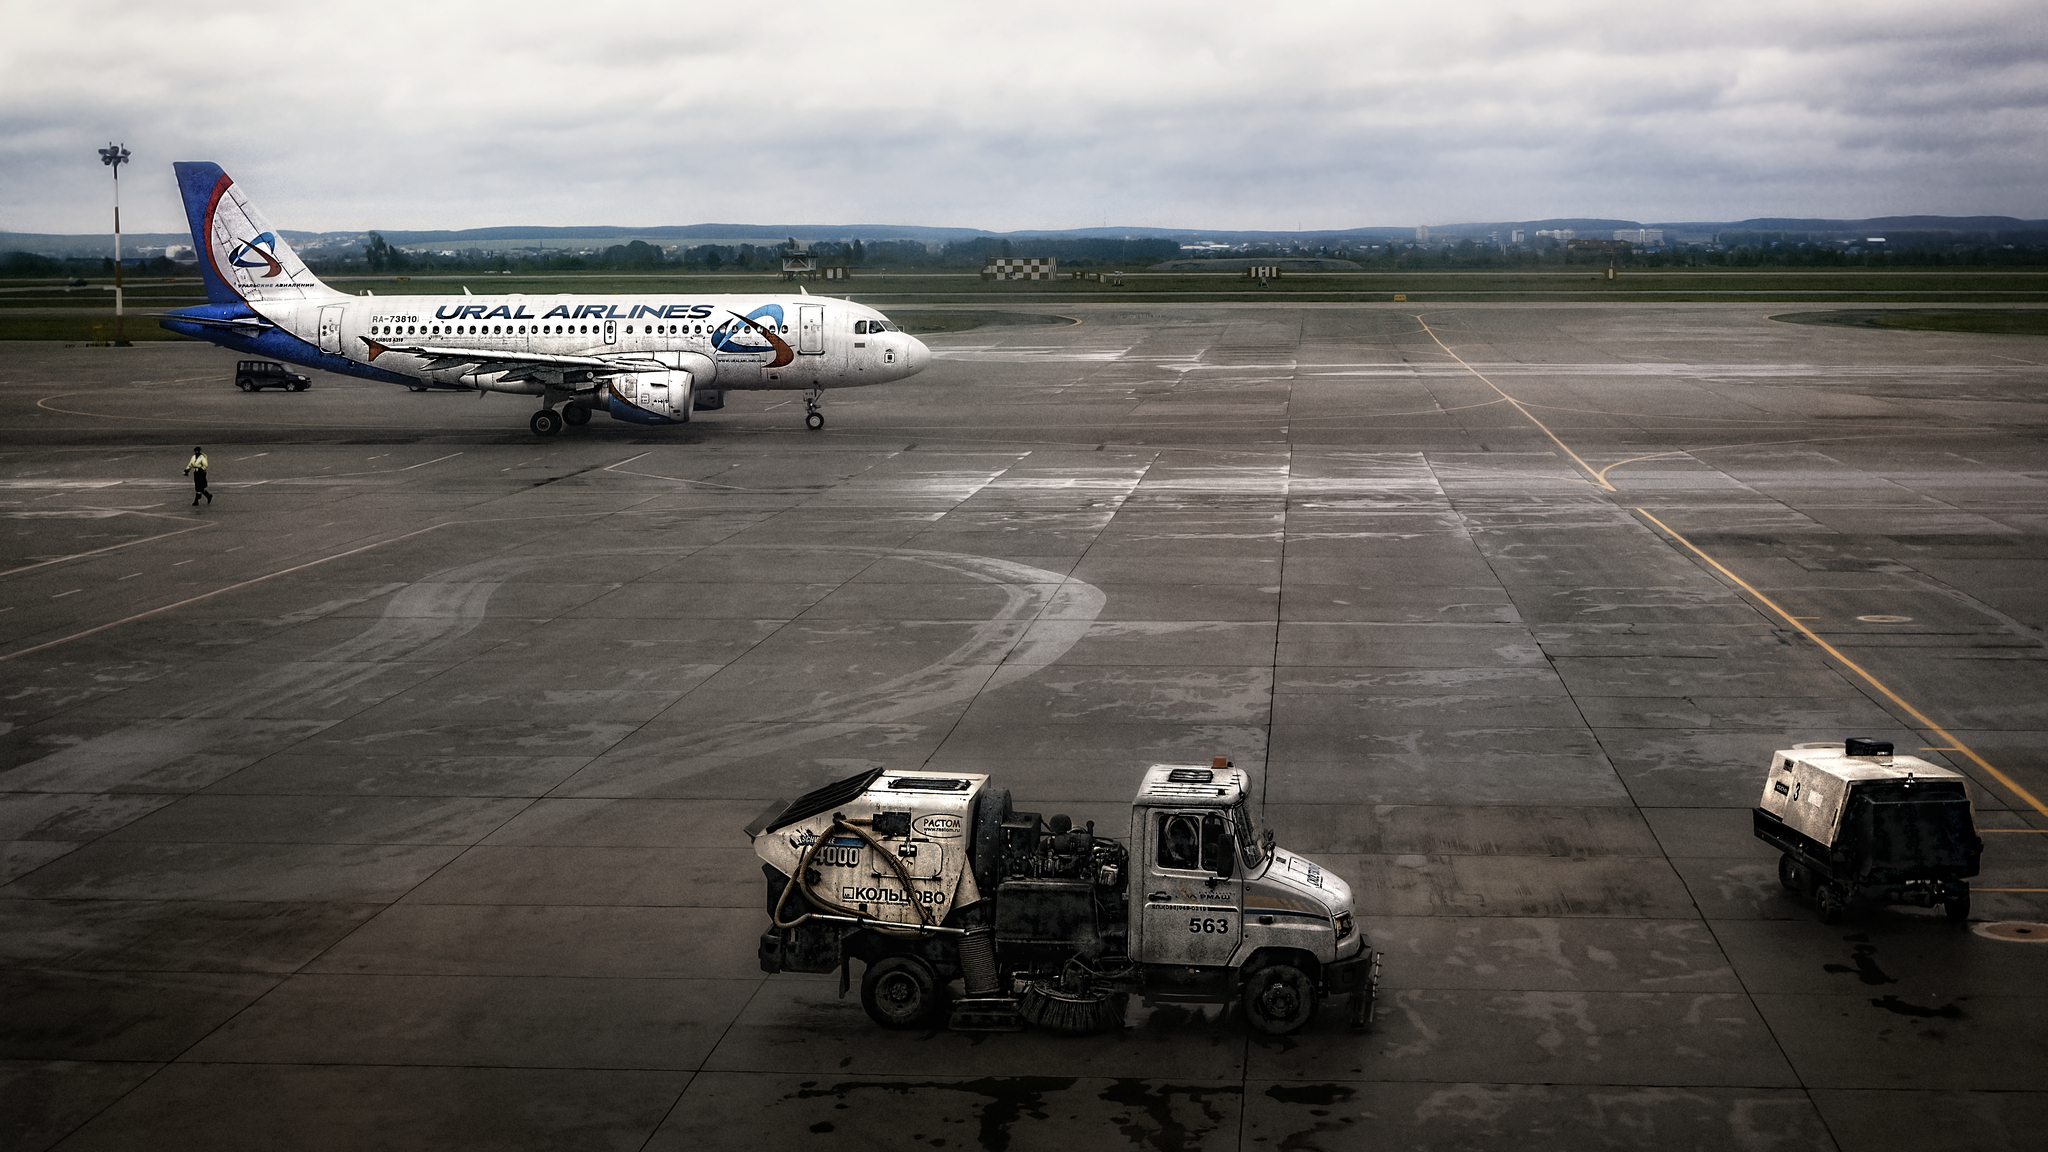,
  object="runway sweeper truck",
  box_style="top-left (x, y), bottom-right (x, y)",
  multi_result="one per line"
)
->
top-left (746, 759), bottom-right (1380, 1035)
